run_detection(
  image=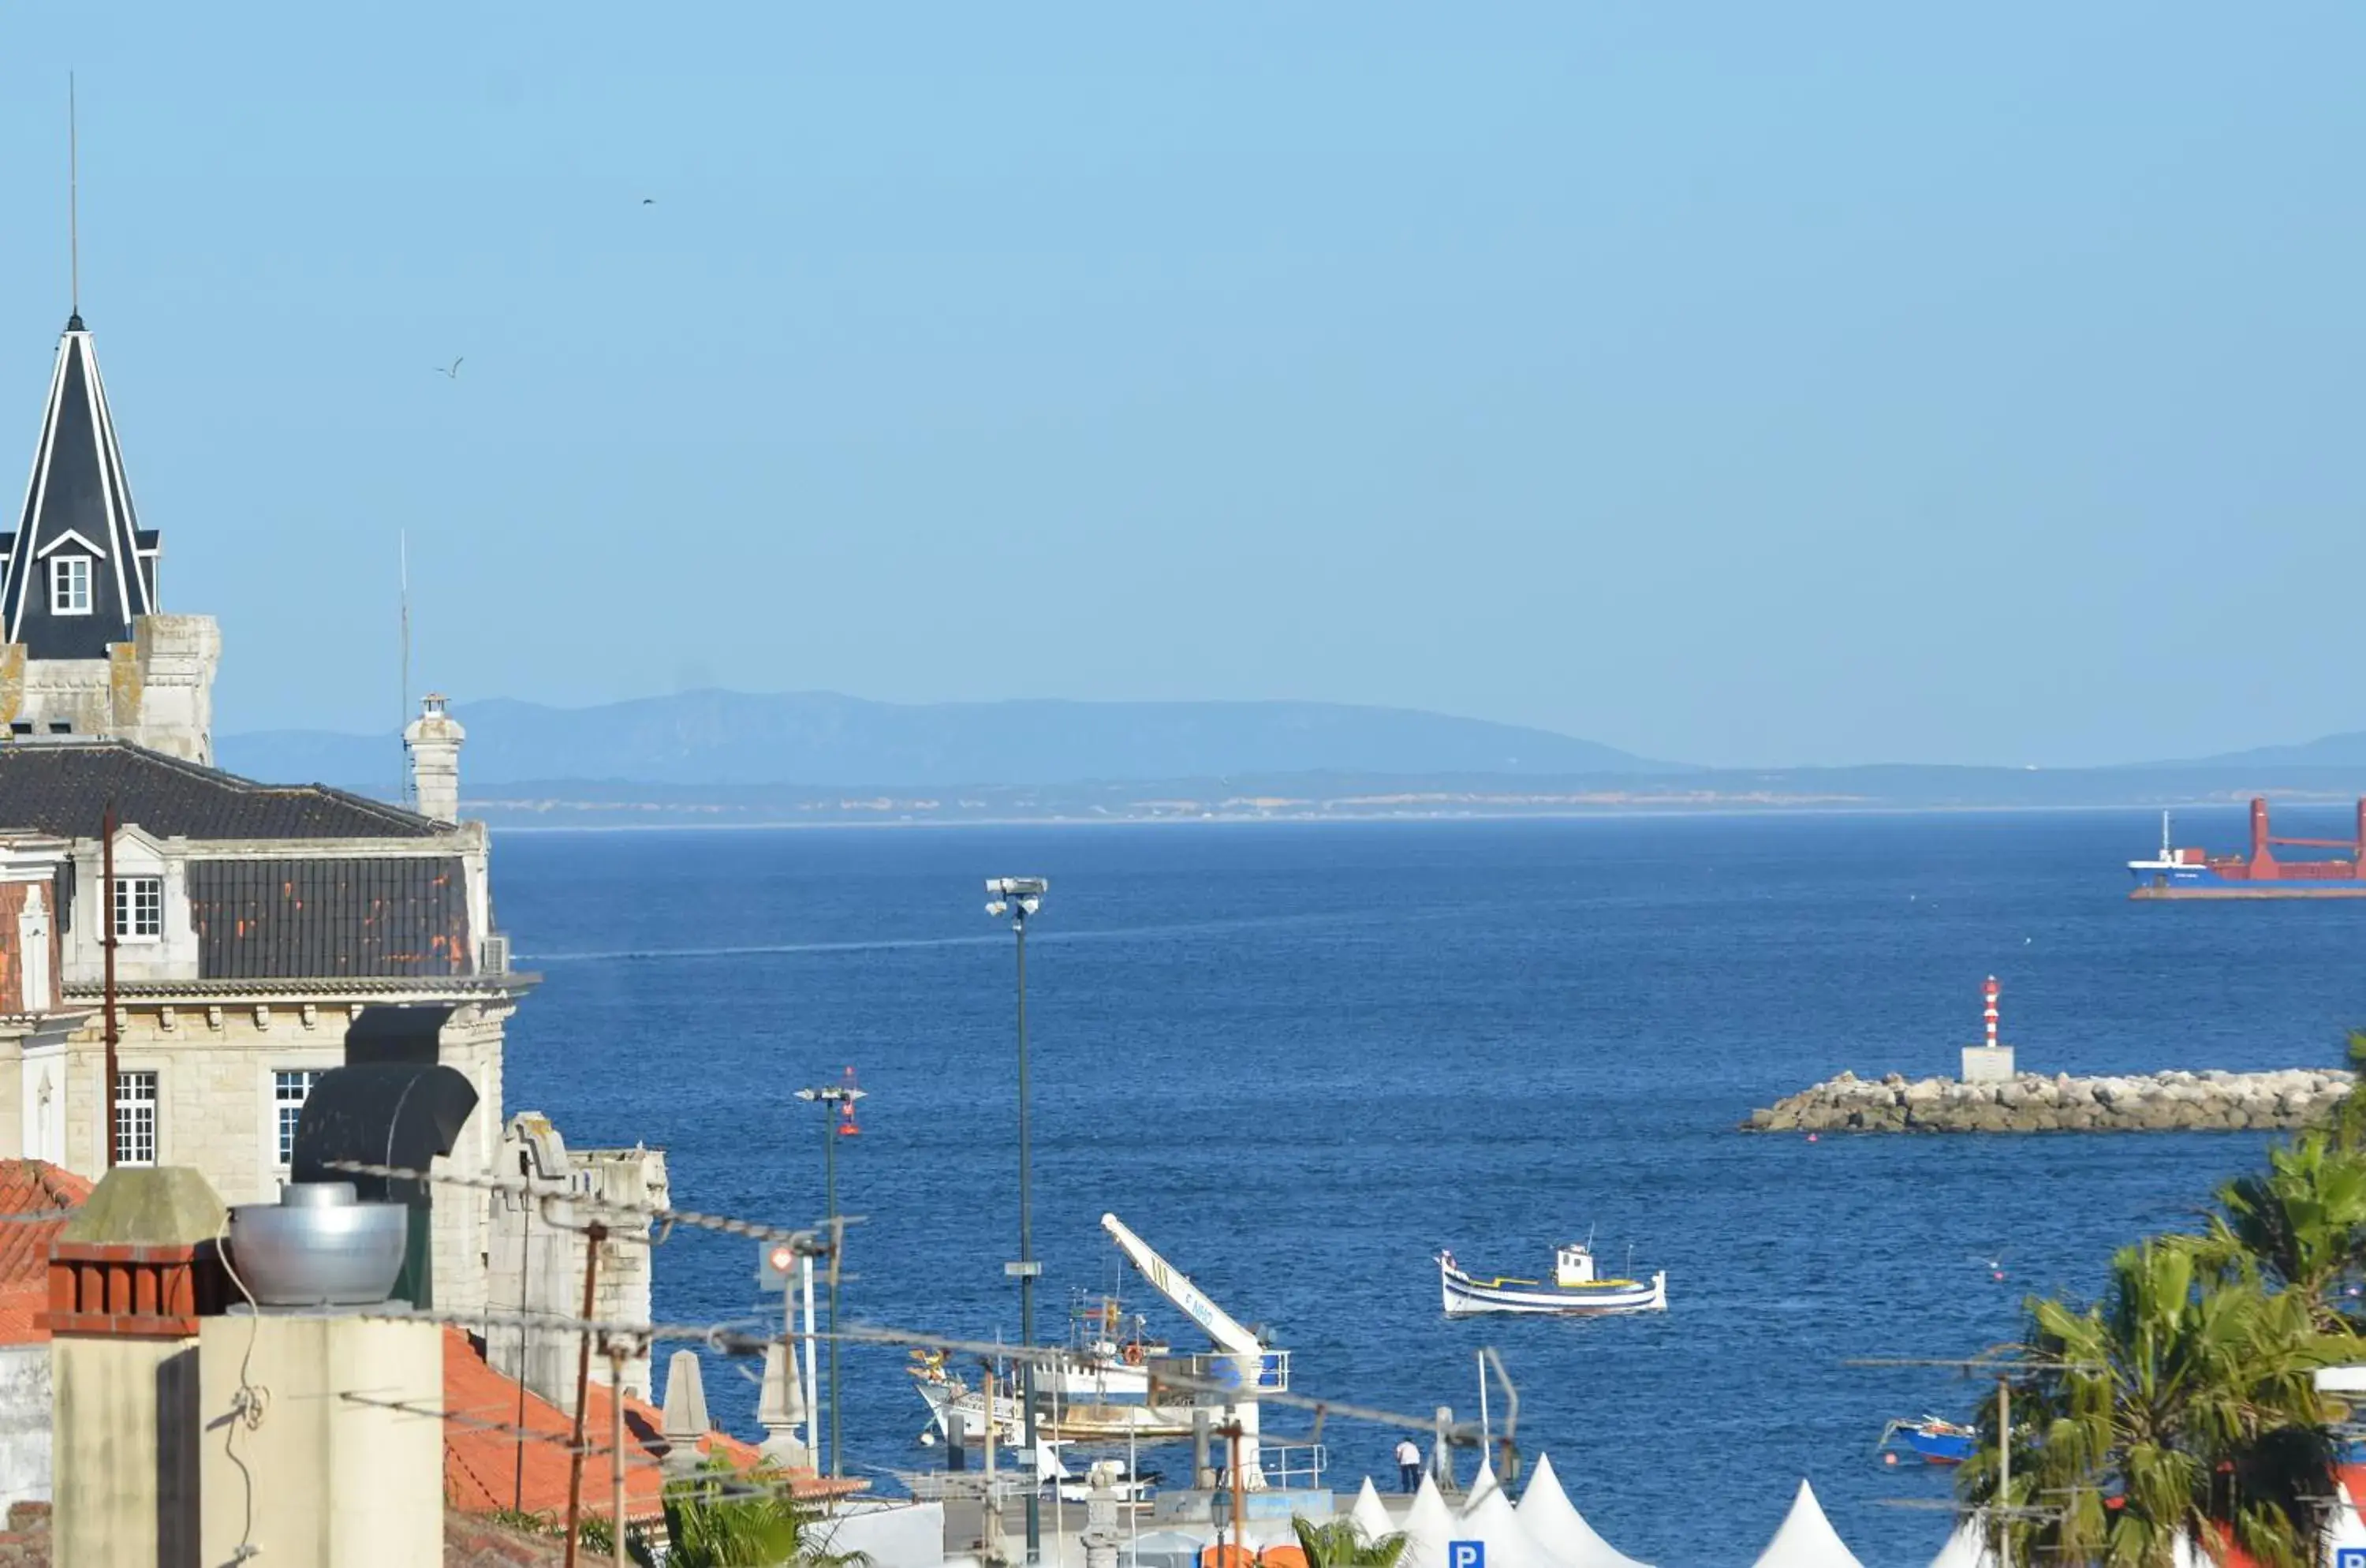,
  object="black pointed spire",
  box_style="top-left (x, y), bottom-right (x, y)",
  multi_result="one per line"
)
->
top-left (2, 318), bottom-right (159, 657)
